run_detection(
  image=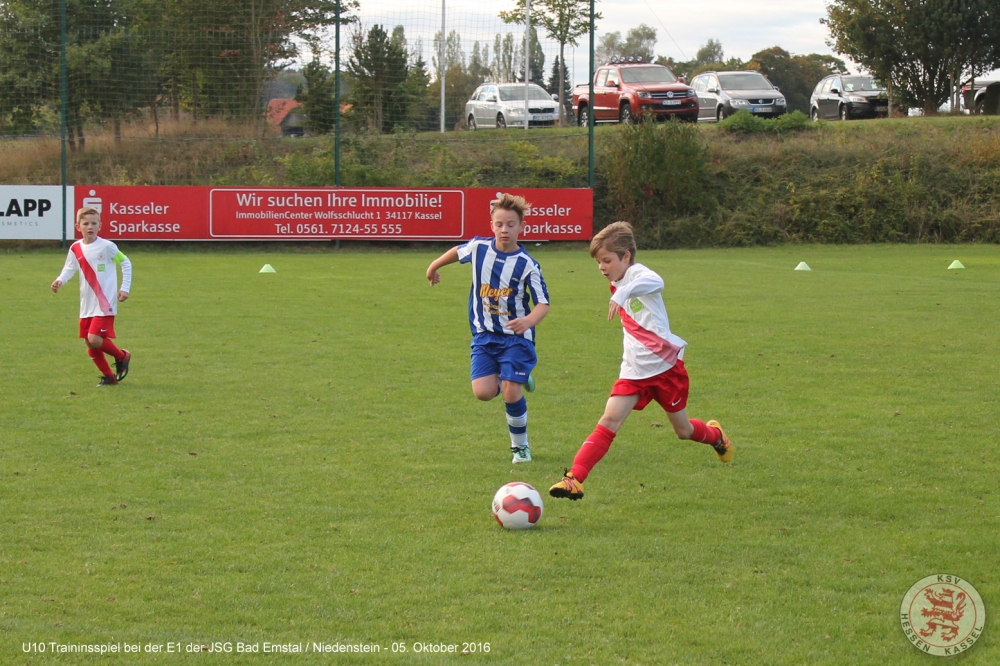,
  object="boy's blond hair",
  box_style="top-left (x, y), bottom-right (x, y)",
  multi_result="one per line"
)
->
top-left (590, 221), bottom-right (637, 262)
top-left (76, 207), bottom-right (100, 225)
top-left (490, 192), bottom-right (529, 223)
